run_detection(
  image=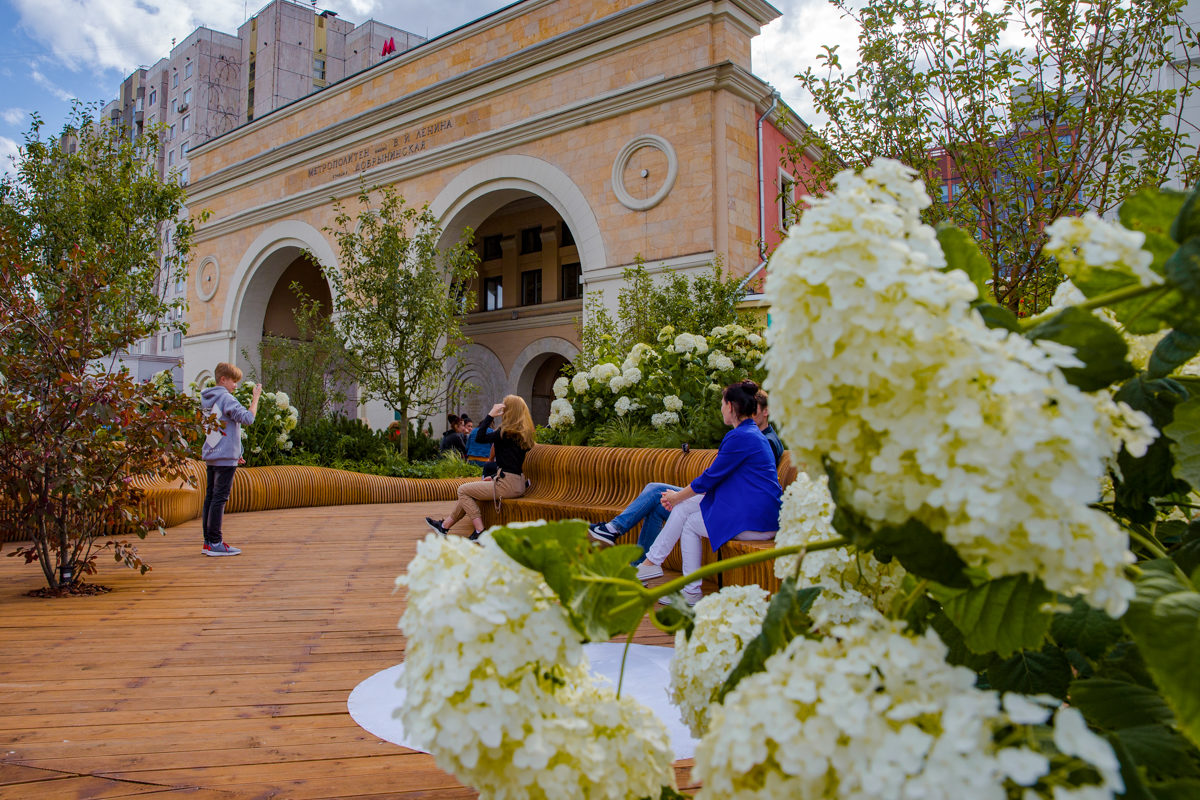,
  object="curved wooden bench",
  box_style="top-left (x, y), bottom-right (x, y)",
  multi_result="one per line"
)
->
top-left (480, 444), bottom-right (799, 592)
